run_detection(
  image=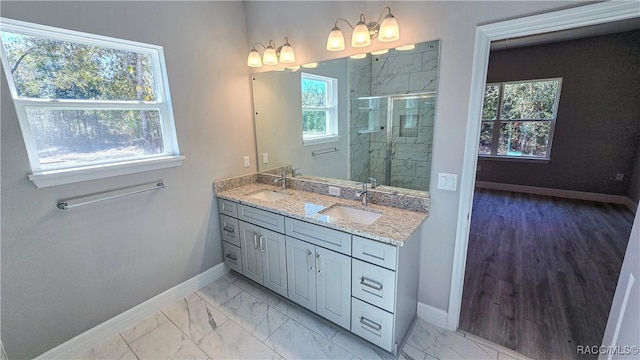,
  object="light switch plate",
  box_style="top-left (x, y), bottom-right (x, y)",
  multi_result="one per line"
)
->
top-left (263, 152), bottom-right (269, 164)
top-left (437, 173), bottom-right (458, 191)
top-left (243, 156), bottom-right (250, 168)
top-left (328, 186), bottom-right (341, 196)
